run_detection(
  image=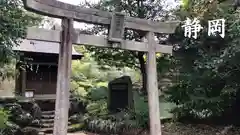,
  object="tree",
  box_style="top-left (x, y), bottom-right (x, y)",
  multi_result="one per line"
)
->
top-left (166, 0), bottom-right (240, 120)
top-left (0, 0), bottom-right (42, 66)
top-left (0, 0), bottom-right (42, 79)
top-left (83, 0), bottom-right (174, 93)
